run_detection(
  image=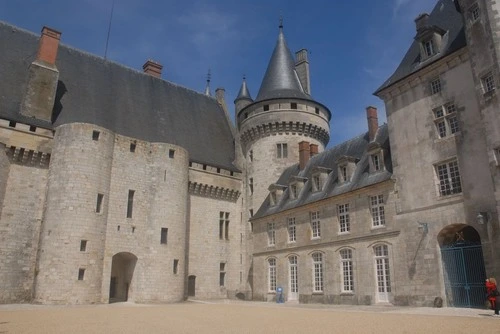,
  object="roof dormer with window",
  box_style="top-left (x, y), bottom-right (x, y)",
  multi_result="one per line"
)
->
top-left (288, 176), bottom-right (307, 200)
top-left (311, 166), bottom-right (332, 192)
top-left (414, 13), bottom-right (447, 62)
top-left (367, 142), bottom-right (385, 173)
top-left (336, 155), bottom-right (358, 184)
top-left (268, 184), bottom-right (287, 207)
